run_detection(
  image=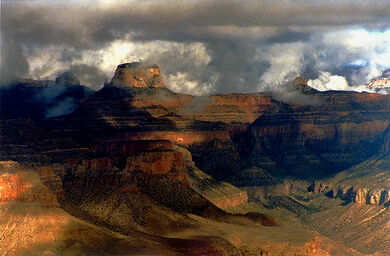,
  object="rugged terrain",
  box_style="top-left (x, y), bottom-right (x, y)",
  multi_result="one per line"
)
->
top-left (1, 62), bottom-right (390, 255)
